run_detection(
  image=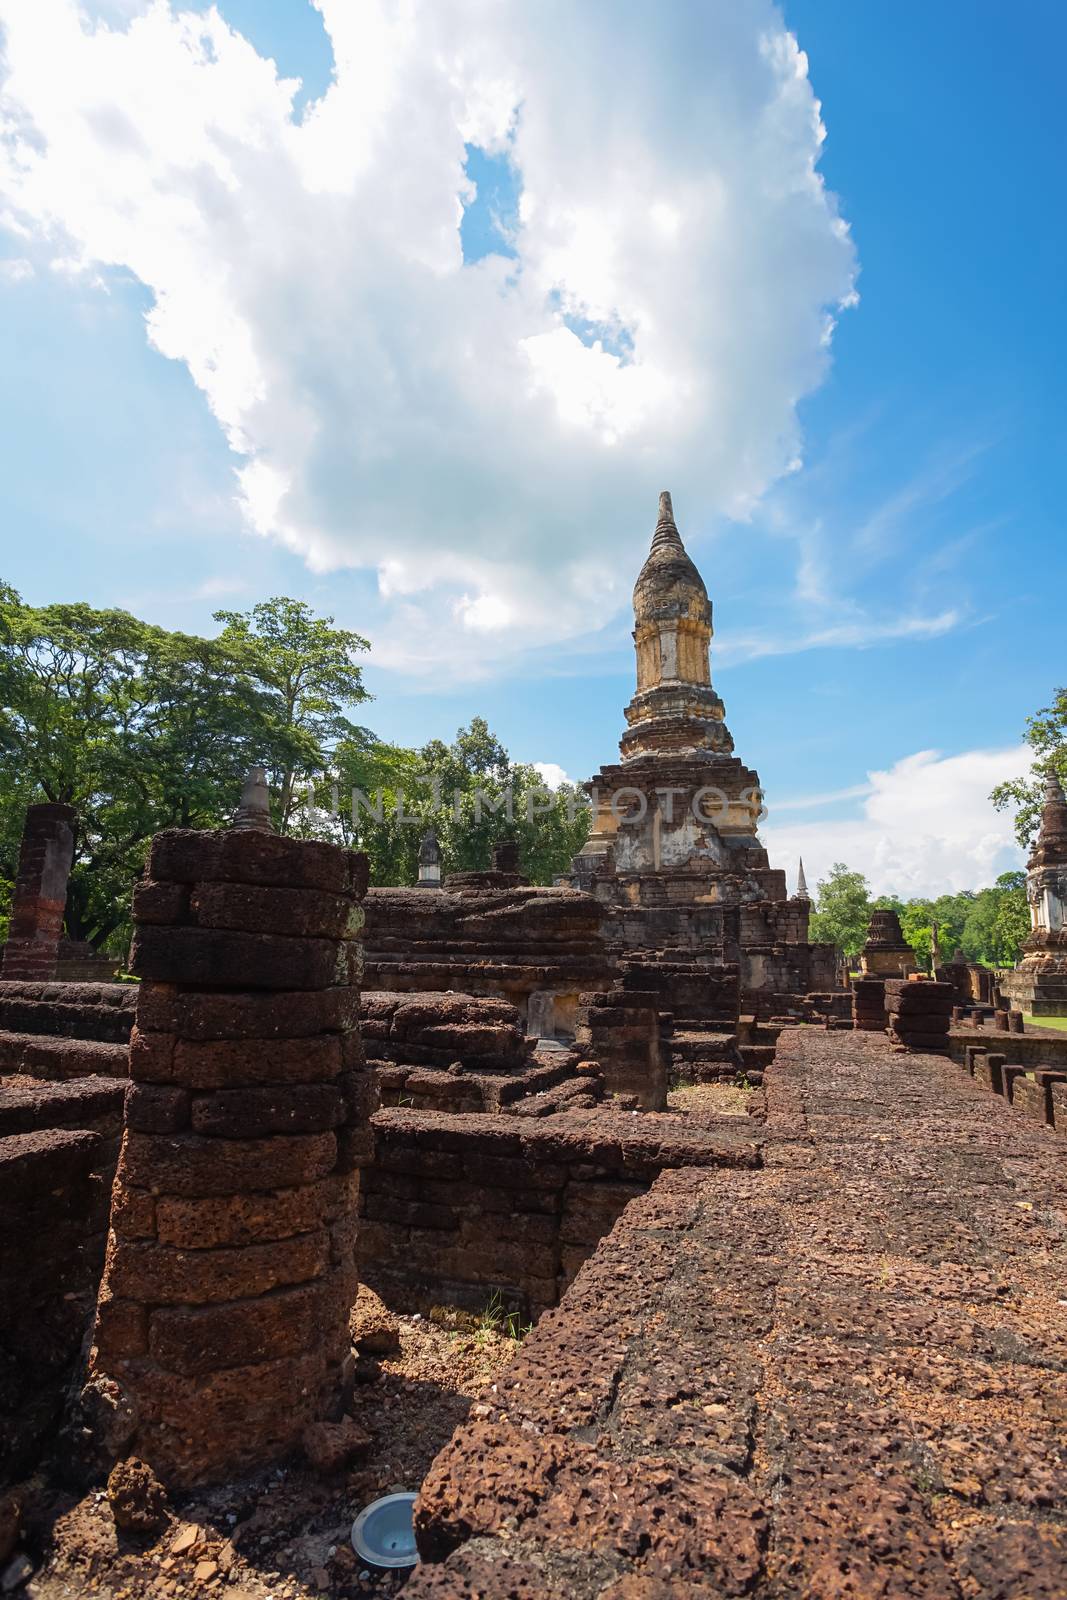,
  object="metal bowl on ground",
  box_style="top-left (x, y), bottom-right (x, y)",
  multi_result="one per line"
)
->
top-left (351, 1492), bottom-right (419, 1569)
